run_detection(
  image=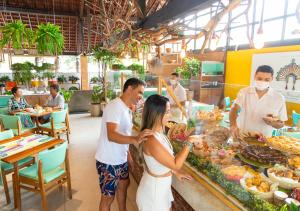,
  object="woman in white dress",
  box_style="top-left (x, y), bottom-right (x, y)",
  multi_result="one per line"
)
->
top-left (136, 95), bottom-right (197, 211)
